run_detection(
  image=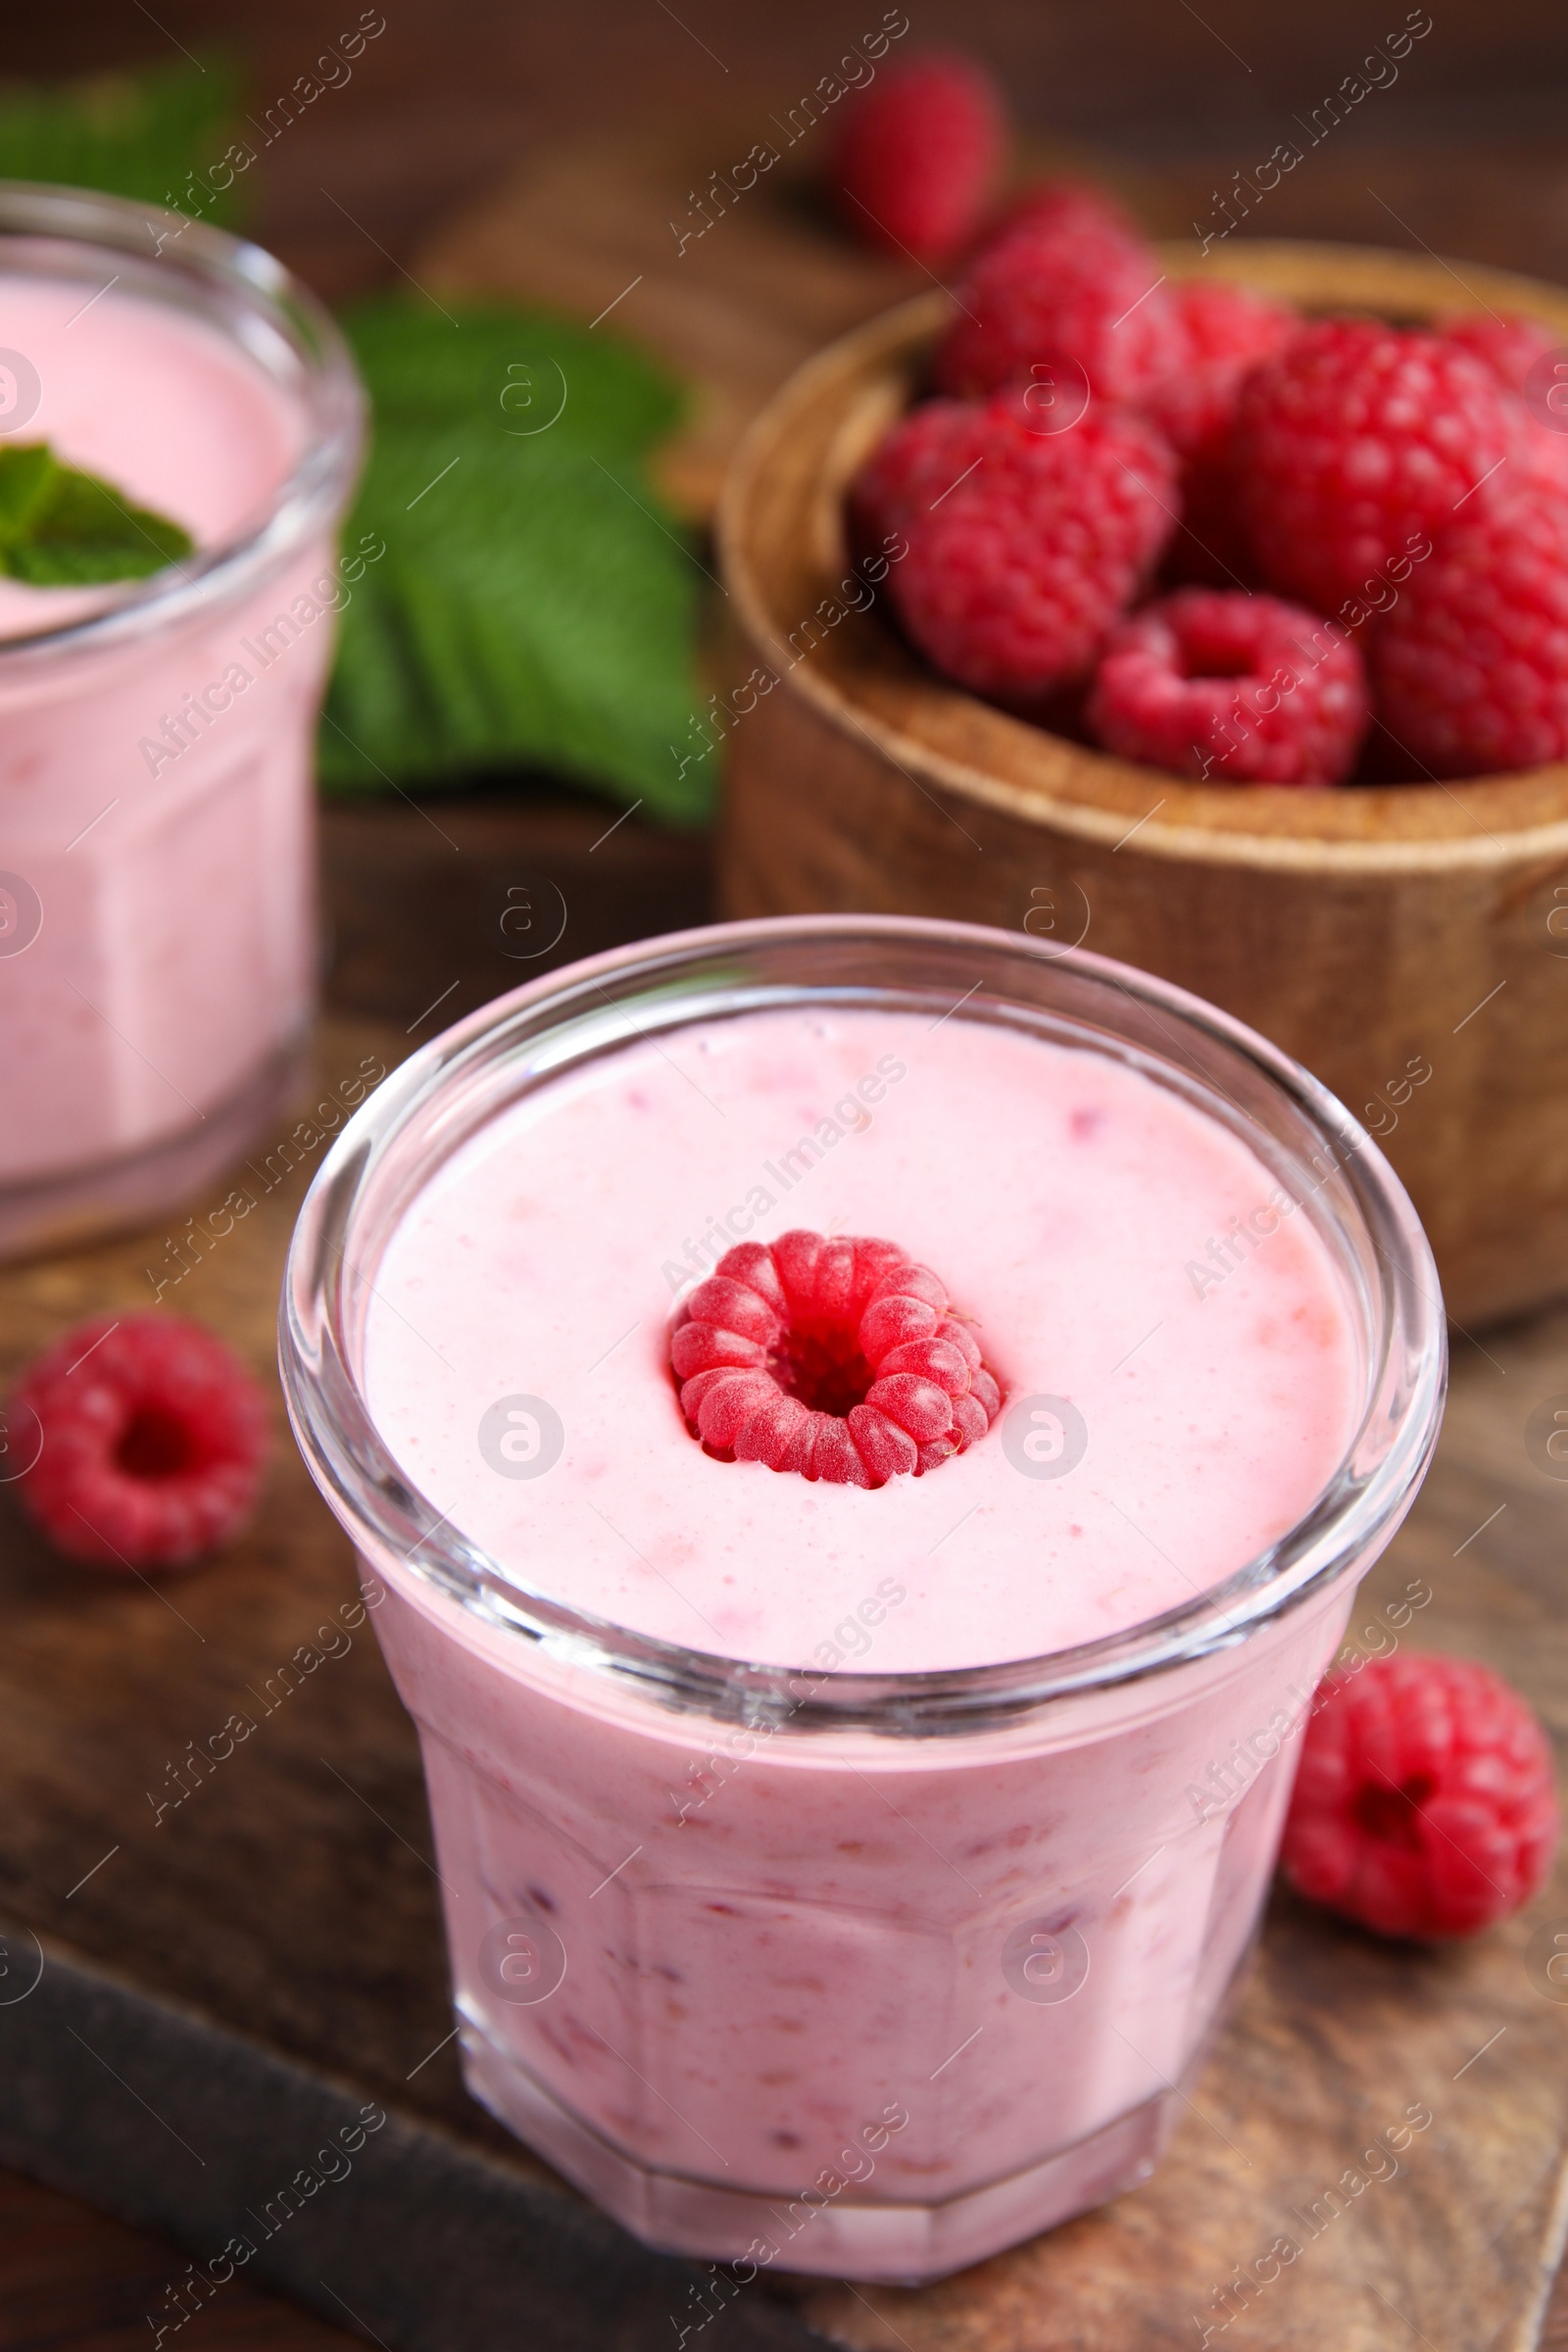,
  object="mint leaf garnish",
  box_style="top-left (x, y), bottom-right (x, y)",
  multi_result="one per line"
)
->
top-left (320, 299), bottom-right (715, 826)
top-left (0, 444), bottom-right (54, 540)
top-left (0, 443), bottom-right (194, 585)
